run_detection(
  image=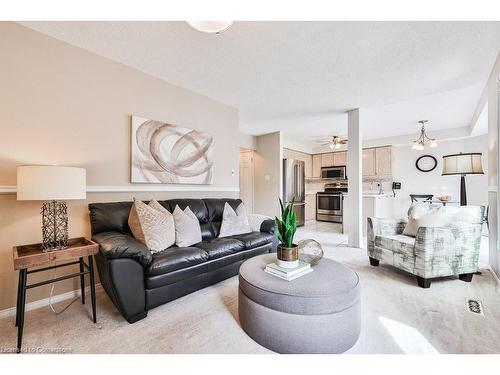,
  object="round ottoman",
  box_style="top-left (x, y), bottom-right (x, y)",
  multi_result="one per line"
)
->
top-left (238, 253), bottom-right (360, 354)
